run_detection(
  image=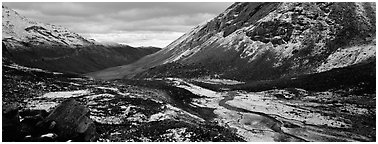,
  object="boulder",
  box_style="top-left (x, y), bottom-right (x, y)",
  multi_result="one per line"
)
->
top-left (19, 109), bottom-right (49, 118)
top-left (37, 99), bottom-right (97, 141)
top-left (19, 109), bottom-right (48, 137)
top-left (2, 102), bottom-right (21, 141)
